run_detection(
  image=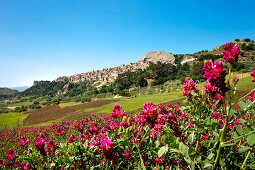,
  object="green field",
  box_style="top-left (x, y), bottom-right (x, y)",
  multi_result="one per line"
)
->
top-left (8, 101), bottom-right (33, 107)
top-left (59, 102), bottom-right (83, 108)
top-left (85, 91), bottom-right (183, 114)
top-left (2, 71), bottom-right (254, 129)
top-left (0, 112), bottom-right (27, 129)
top-left (236, 74), bottom-right (255, 90)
